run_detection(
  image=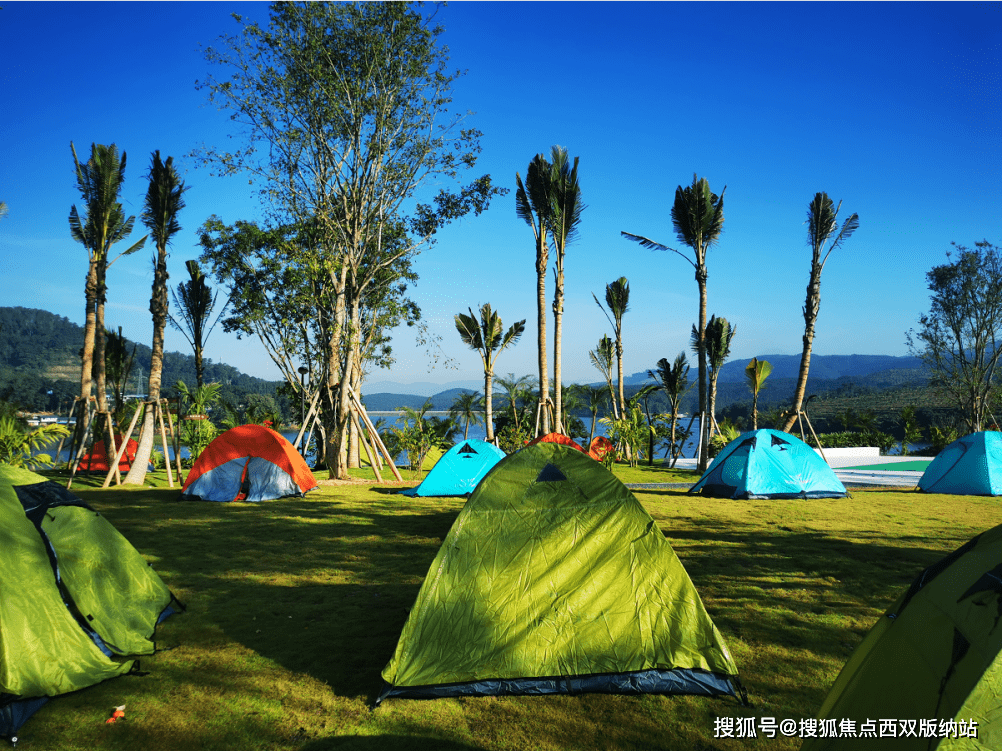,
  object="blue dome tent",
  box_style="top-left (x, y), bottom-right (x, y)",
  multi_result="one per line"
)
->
top-left (689, 429), bottom-right (847, 499)
top-left (400, 439), bottom-right (506, 497)
top-left (918, 431), bottom-right (1002, 495)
